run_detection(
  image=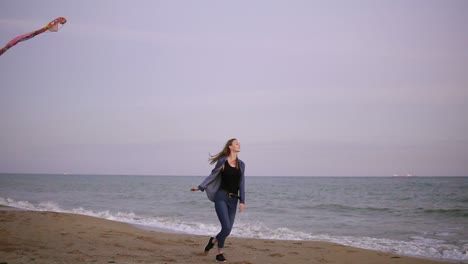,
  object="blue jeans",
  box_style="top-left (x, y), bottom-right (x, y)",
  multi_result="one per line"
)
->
top-left (214, 190), bottom-right (238, 249)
